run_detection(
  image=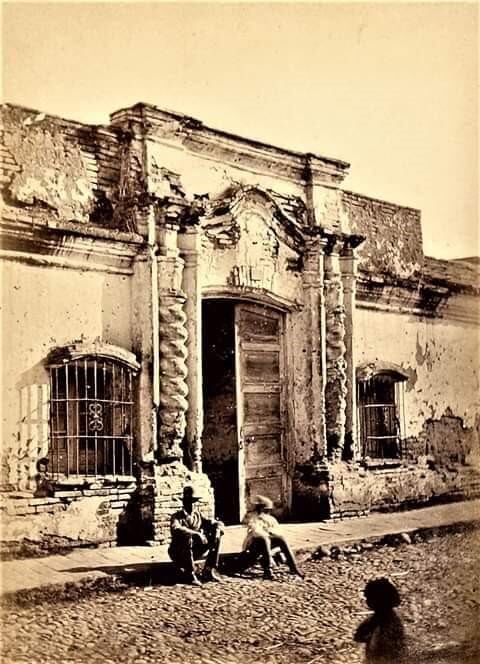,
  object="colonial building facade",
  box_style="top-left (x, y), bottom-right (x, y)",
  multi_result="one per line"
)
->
top-left (1, 103), bottom-right (479, 554)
